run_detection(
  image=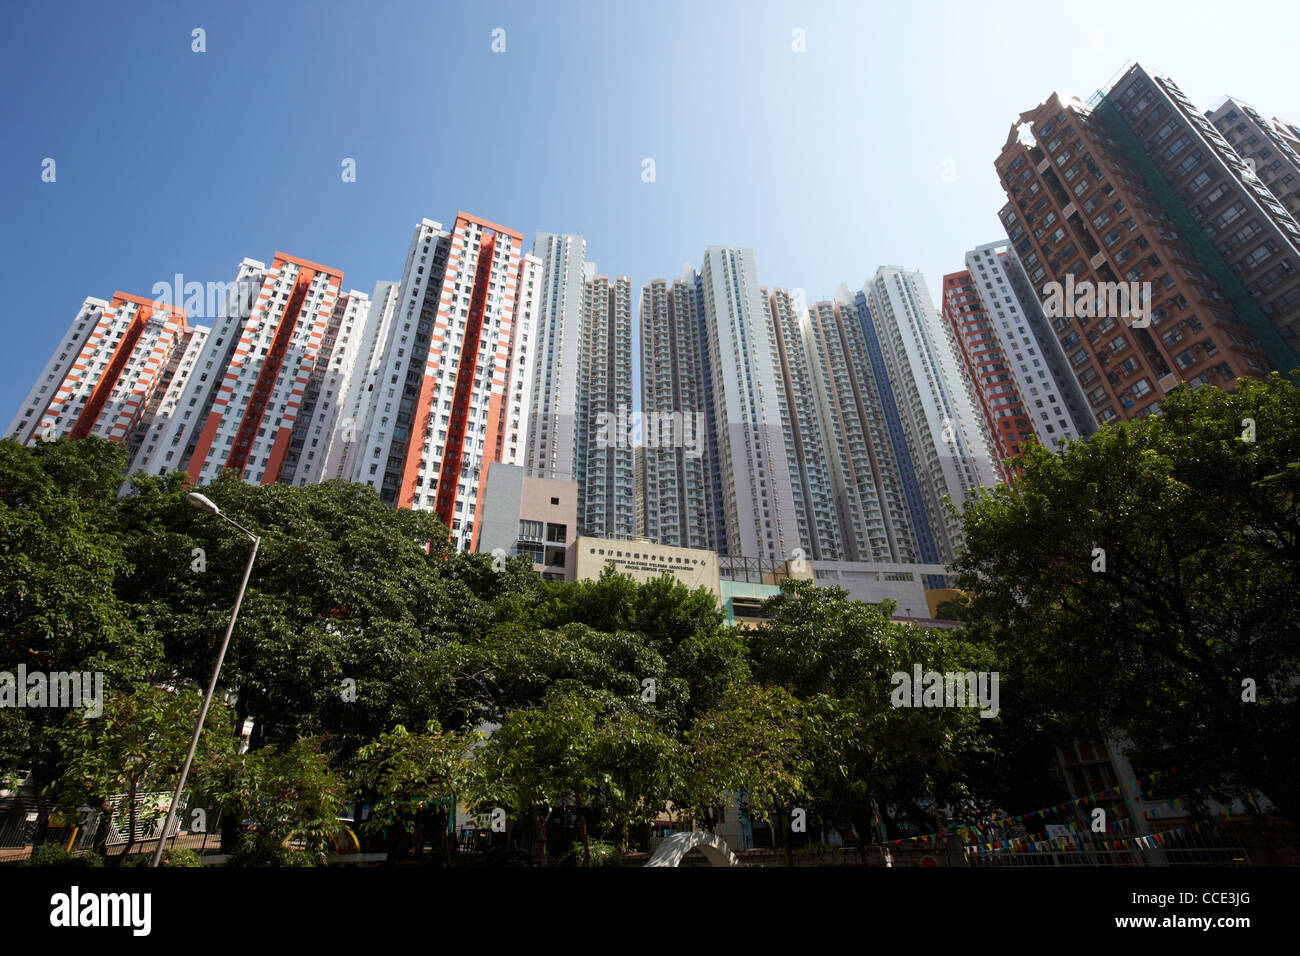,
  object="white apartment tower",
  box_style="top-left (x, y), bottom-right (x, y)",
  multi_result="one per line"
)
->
top-left (575, 273), bottom-right (635, 537)
top-left (863, 266), bottom-right (1000, 560)
top-left (964, 241), bottom-right (1095, 444)
top-left (766, 288), bottom-right (843, 560)
top-left (639, 273), bottom-right (716, 550)
top-left (348, 213), bottom-right (538, 553)
top-left (807, 292), bottom-right (921, 563)
top-left (7, 293), bottom-right (196, 458)
top-left (697, 247), bottom-right (799, 563)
